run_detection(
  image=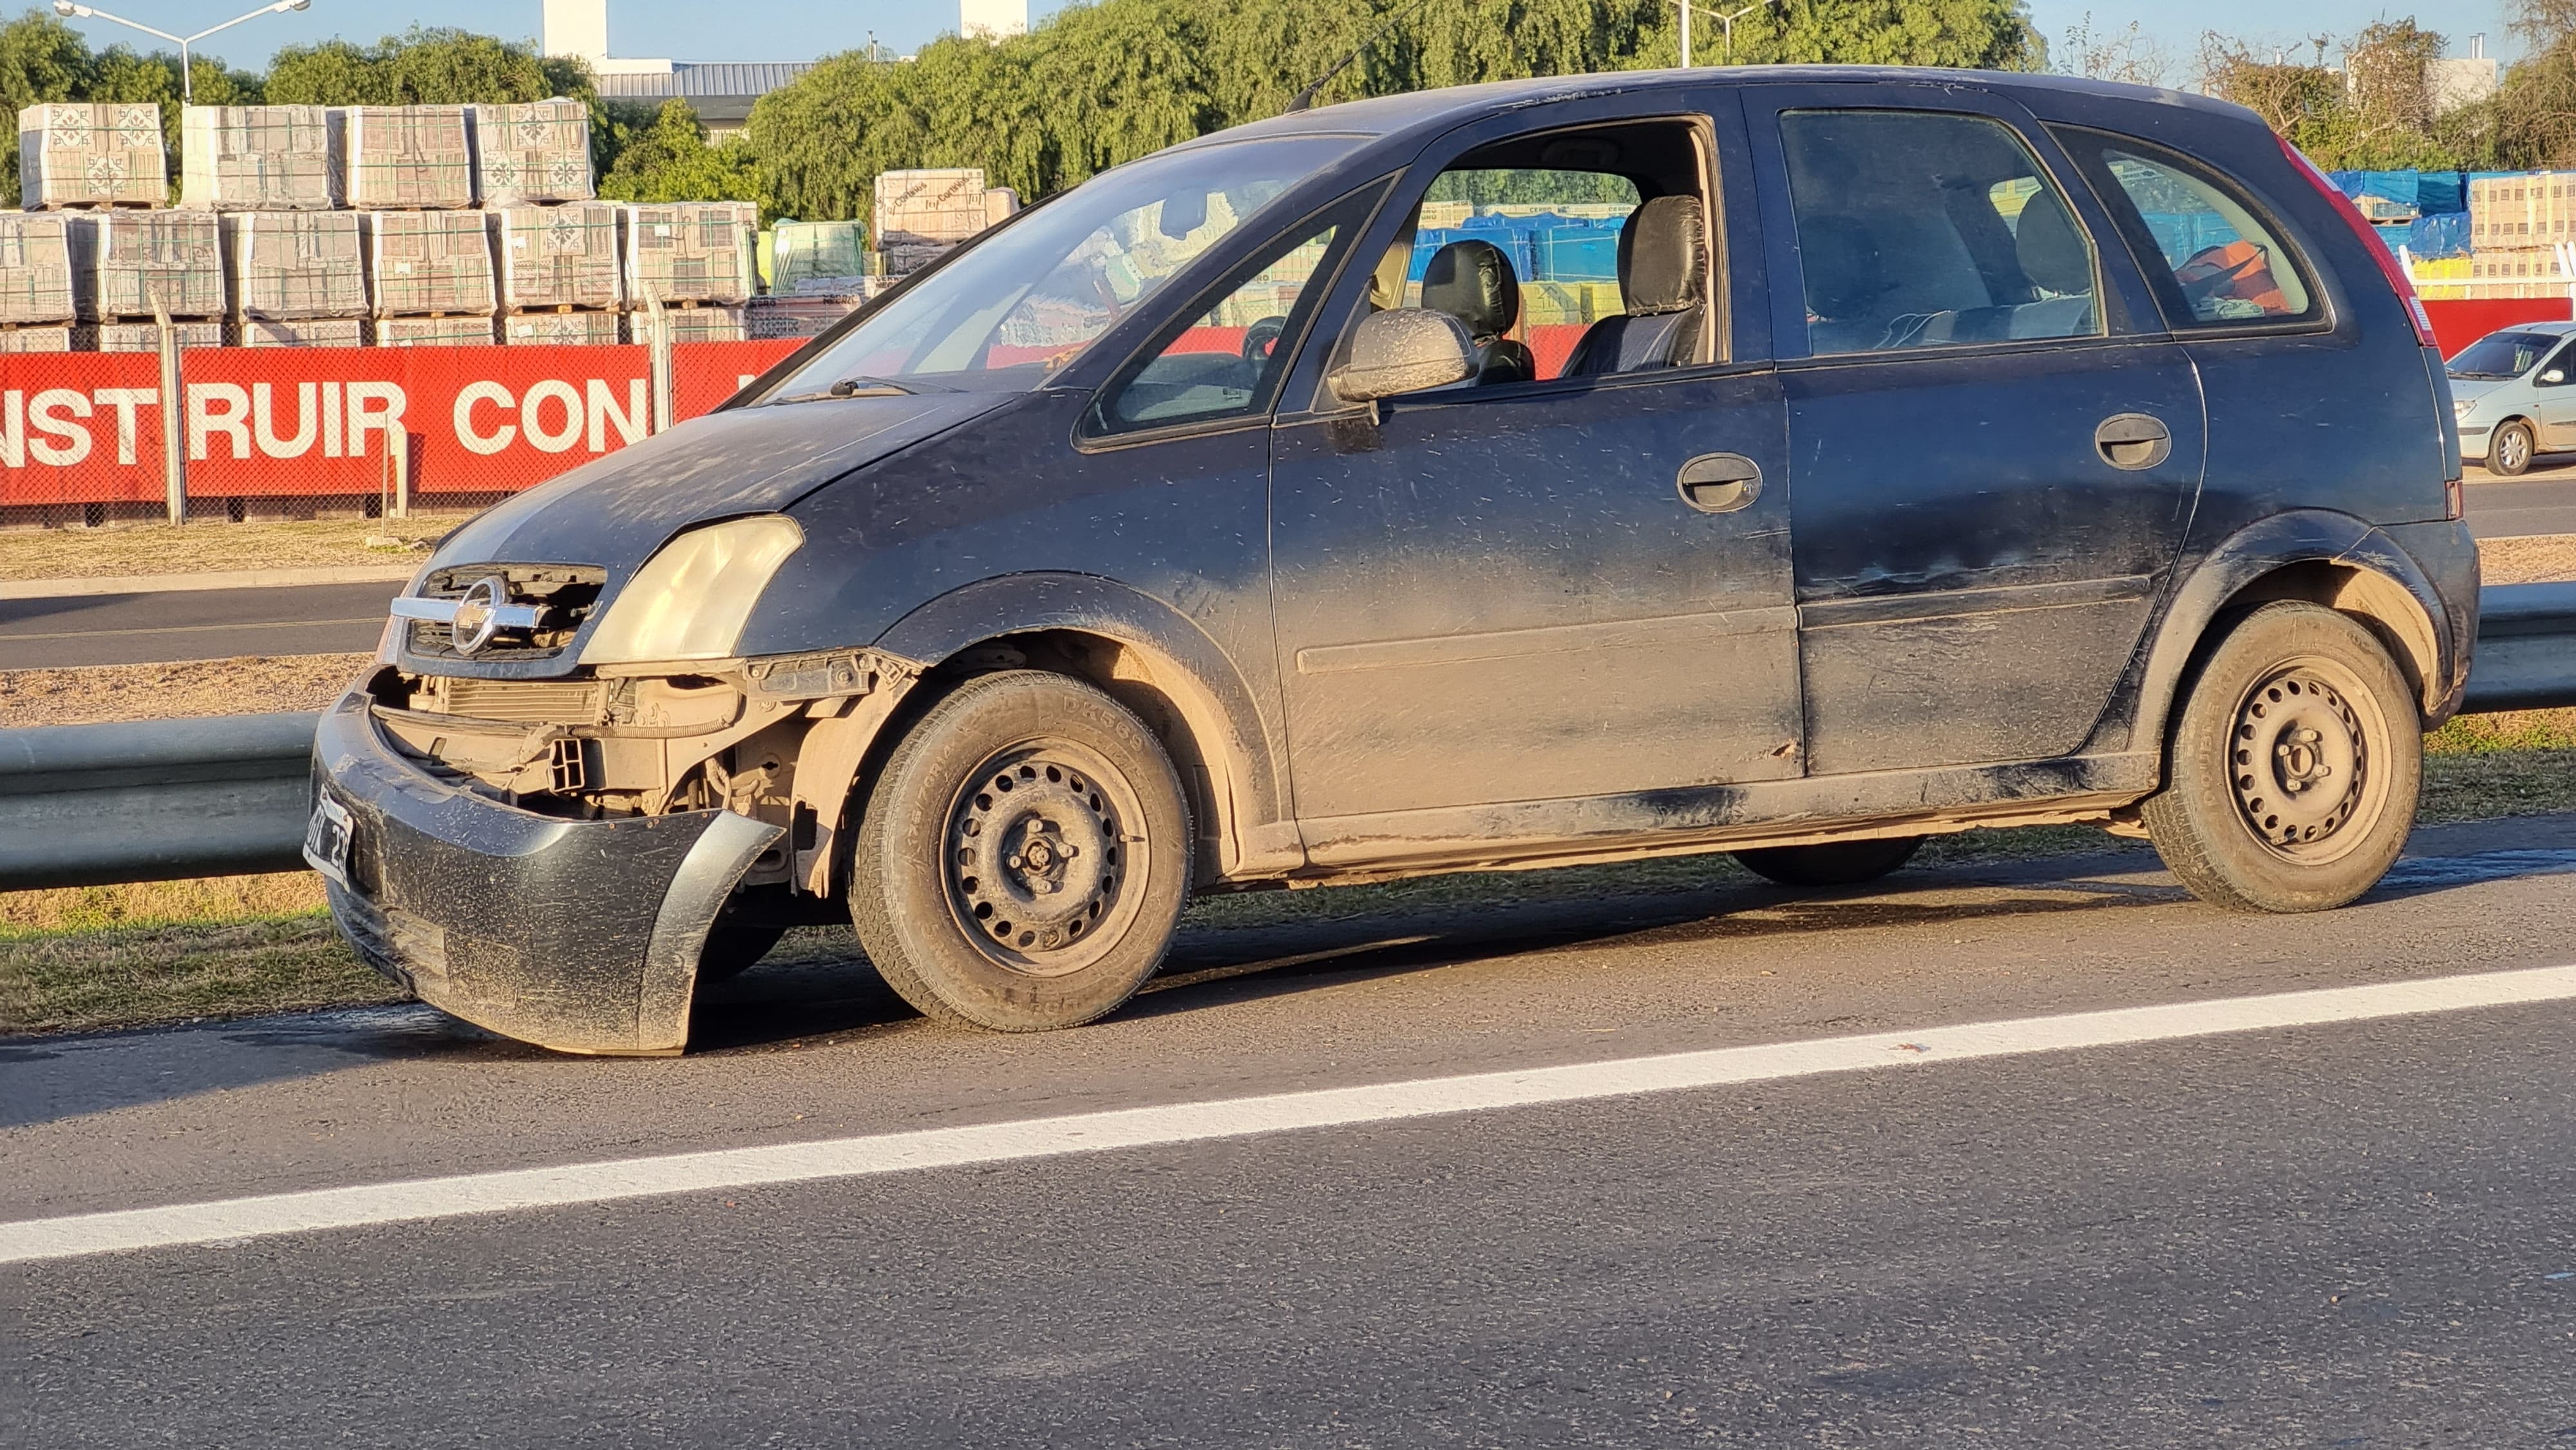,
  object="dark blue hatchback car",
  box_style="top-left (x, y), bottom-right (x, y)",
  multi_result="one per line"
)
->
top-left (315, 67), bottom-right (2476, 1054)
